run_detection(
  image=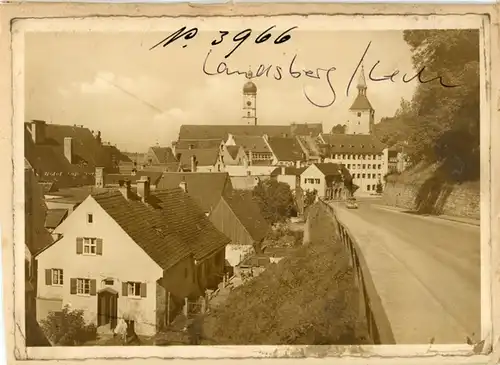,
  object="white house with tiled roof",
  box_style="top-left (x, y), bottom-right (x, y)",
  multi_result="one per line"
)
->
top-left (318, 133), bottom-right (389, 195)
top-left (34, 178), bottom-right (230, 336)
top-left (346, 66), bottom-right (375, 135)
